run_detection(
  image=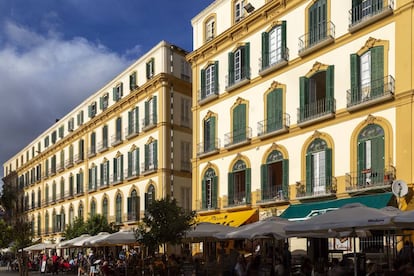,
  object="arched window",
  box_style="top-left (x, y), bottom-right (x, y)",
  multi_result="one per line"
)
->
top-left (202, 168), bottom-right (217, 210)
top-left (78, 203), bottom-right (84, 221)
top-left (145, 185), bottom-right (155, 210)
top-left (102, 197), bottom-right (108, 220)
top-left (228, 160), bottom-right (251, 206)
top-left (116, 194), bottom-right (122, 223)
top-left (357, 124), bottom-right (385, 186)
top-left (45, 211), bottom-right (49, 234)
top-left (261, 150), bottom-right (288, 201)
top-left (90, 200), bottom-right (96, 217)
top-left (305, 139), bottom-right (332, 197)
top-left (128, 189), bottom-right (140, 221)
